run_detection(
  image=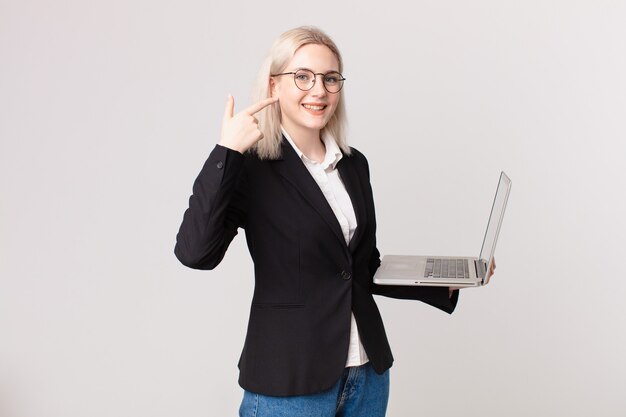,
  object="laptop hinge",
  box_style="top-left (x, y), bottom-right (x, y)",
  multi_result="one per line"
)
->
top-left (476, 259), bottom-right (487, 283)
